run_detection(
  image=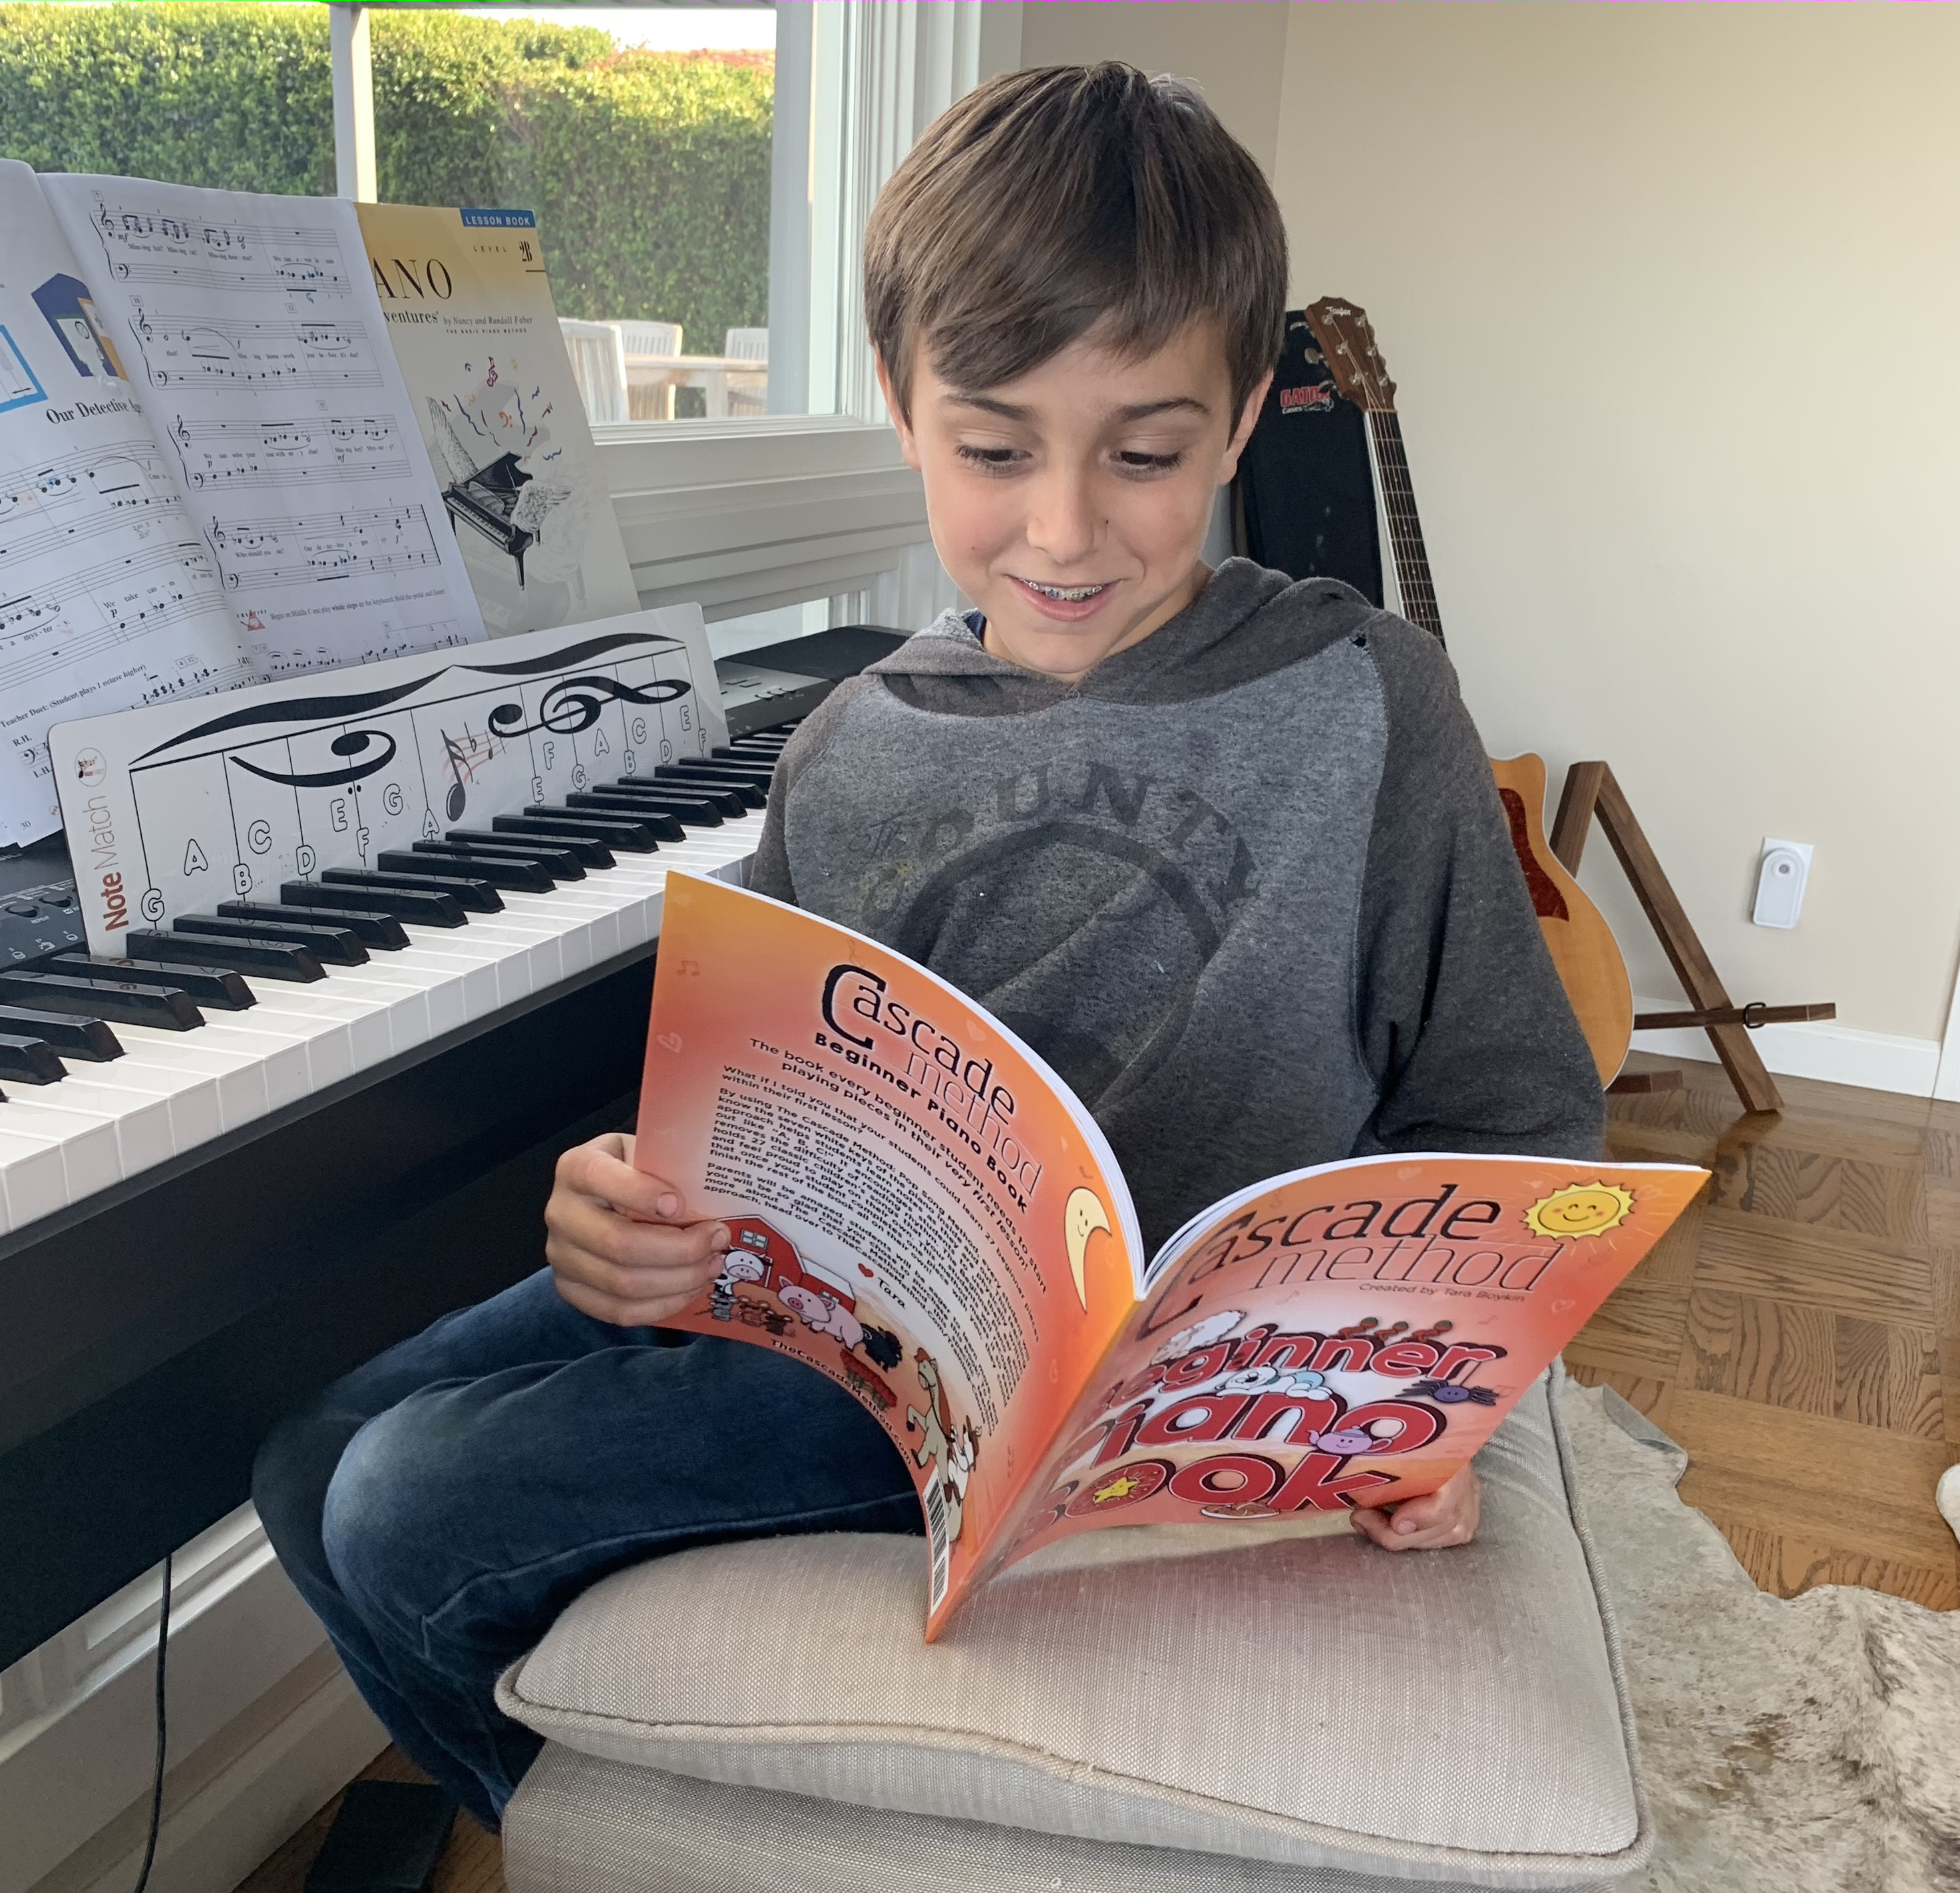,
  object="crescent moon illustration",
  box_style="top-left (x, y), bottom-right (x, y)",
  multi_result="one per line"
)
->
top-left (1064, 1188), bottom-right (1112, 1311)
